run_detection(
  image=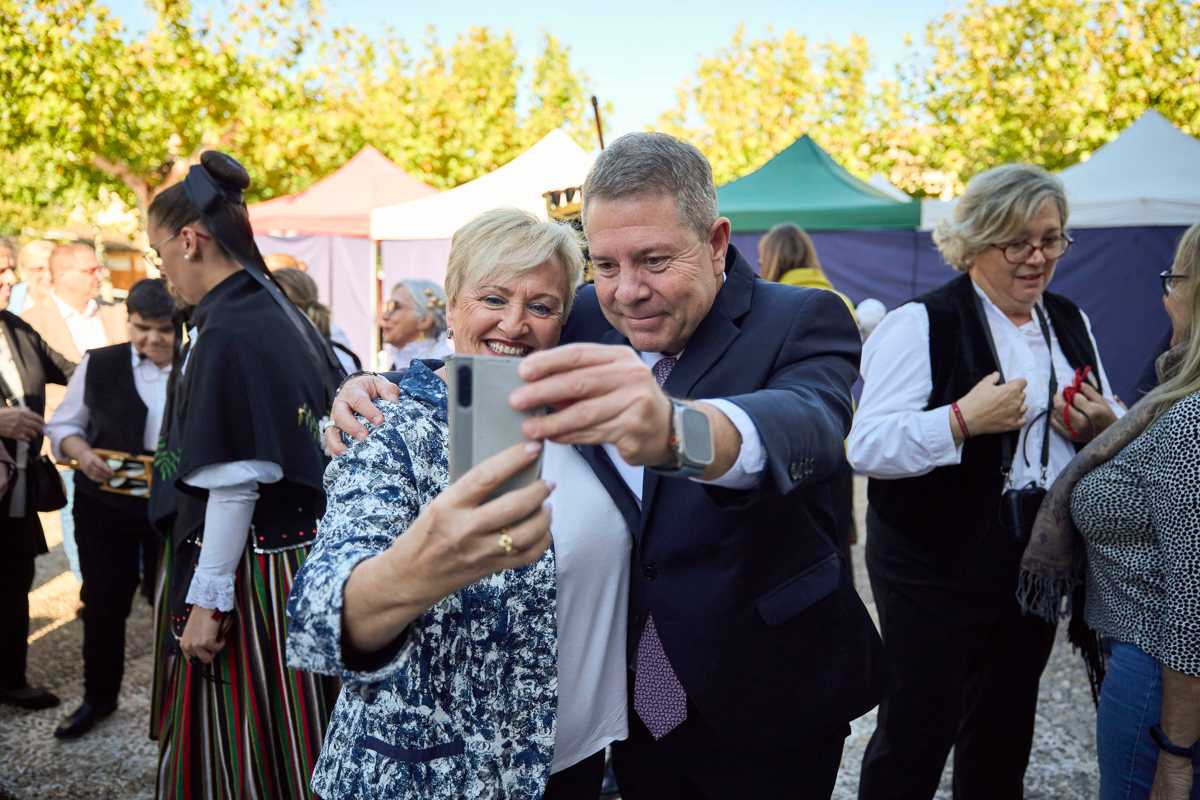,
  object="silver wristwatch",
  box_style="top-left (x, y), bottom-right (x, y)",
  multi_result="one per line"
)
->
top-left (649, 398), bottom-right (714, 477)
